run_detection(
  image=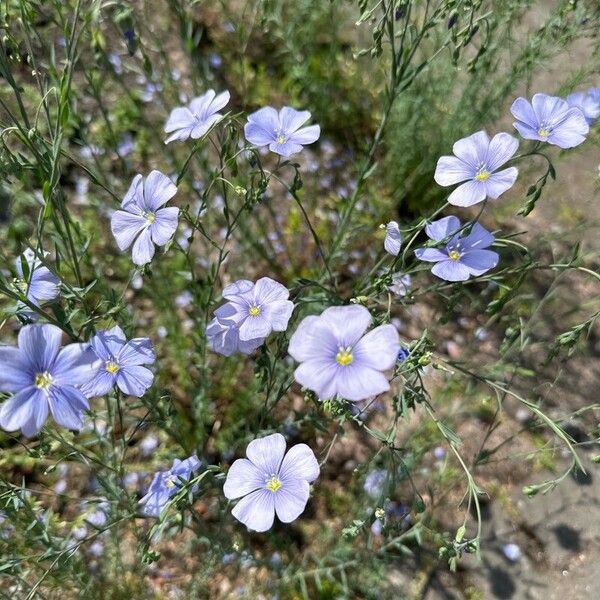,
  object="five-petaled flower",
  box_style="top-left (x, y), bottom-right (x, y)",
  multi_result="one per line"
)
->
top-left (0, 324), bottom-right (99, 436)
top-left (111, 170), bottom-right (179, 266)
top-left (383, 221), bottom-right (402, 255)
top-left (566, 87), bottom-right (600, 125)
top-left (164, 89), bottom-right (230, 144)
top-left (206, 317), bottom-right (265, 357)
top-left (434, 131), bottom-right (519, 207)
top-left (82, 326), bottom-right (155, 398)
top-left (244, 107), bottom-right (320, 157)
top-left (510, 93), bottom-right (589, 148)
top-left (14, 249), bottom-right (60, 313)
top-left (212, 278), bottom-right (294, 344)
top-left (288, 305), bottom-right (400, 402)
top-left (139, 455), bottom-right (202, 517)
top-left (415, 216), bottom-right (499, 282)
top-left (223, 433), bottom-right (319, 532)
